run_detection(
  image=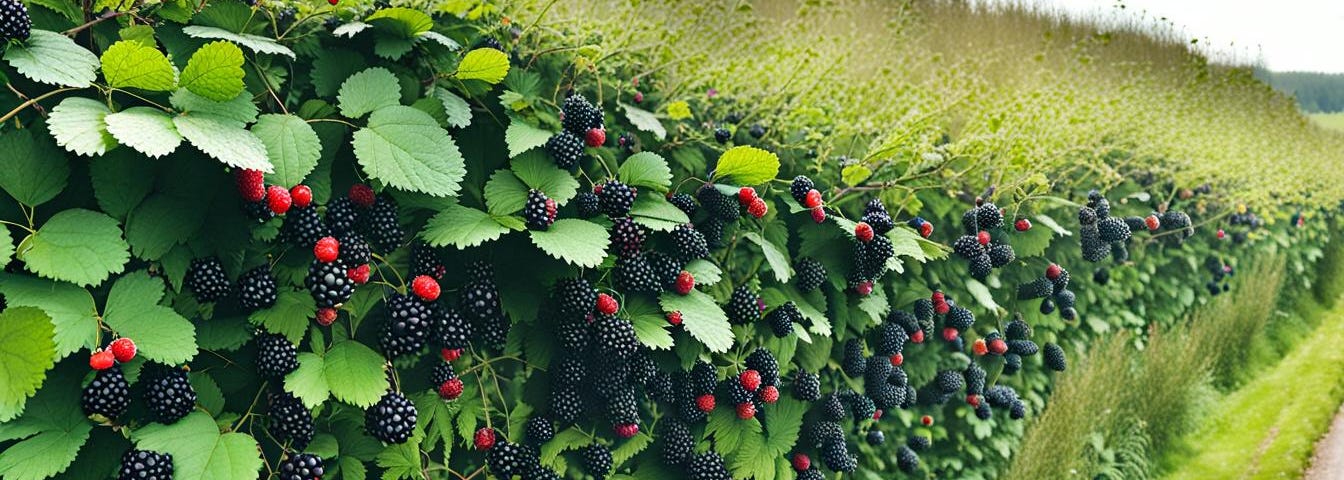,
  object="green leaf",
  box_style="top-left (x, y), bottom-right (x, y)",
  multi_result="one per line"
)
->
top-left (367, 7), bottom-right (433, 36)
top-left (659, 290), bottom-right (733, 353)
top-left (1007, 220), bottom-right (1053, 258)
top-left (174, 114), bottom-right (271, 171)
top-left (311, 49), bottom-right (366, 98)
top-left (4, 30), bottom-right (100, 87)
top-left (189, 373), bottom-right (225, 415)
top-left (249, 290), bottom-right (314, 343)
top-left (0, 308), bottom-right (56, 422)
top-left (711, 146), bottom-right (779, 186)
top-left (704, 407), bottom-right (760, 456)
top-left (29, 0), bottom-right (81, 23)
top-left (512, 152), bottom-right (579, 205)
top-left (100, 40), bottom-right (177, 91)
top-left (324, 341), bottom-right (388, 408)
top-left (612, 432), bottom-right (652, 465)
top-left (454, 48), bottom-right (509, 84)
top-left (964, 279), bottom-right (1001, 313)
top-left (0, 225), bottom-right (10, 267)
top-left (18, 209), bottom-right (130, 287)
top-left (483, 169), bottom-right (528, 215)
top-left (104, 270), bottom-right (197, 364)
top-left (432, 87), bottom-right (472, 128)
top-left (338, 67), bottom-right (401, 118)
top-left (528, 219), bottom-right (610, 268)
top-left (0, 367), bottom-right (92, 478)
top-left (47, 97), bottom-right (117, 156)
top-left (338, 457), bottom-right (367, 480)
top-left (744, 232), bottom-right (791, 283)
top-left (421, 203), bottom-right (513, 249)
top-left (621, 103), bottom-right (666, 140)
top-left (125, 193), bottom-right (208, 260)
top-left (540, 428), bottom-right (589, 467)
top-left (181, 26), bottom-right (296, 58)
top-left (618, 152), bottom-right (673, 192)
top-left (170, 89), bottom-right (259, 124)
top-left (89, 150), bottom-right (155, 220)
top-left (375, 437), bottom-right (422, 479)
top-left (179, 41), bottom-right (245, 101)
top-left (104, 107), bottom-right (183, 158)
top-left (841, 164), bottom-right (872, 186)
top-left (351, 106), bottom-right (466, 196)
top-left (0, 127), bottom-right (70, 206)
top-left (683, 259), bottom-right (722, 286)
top-left (0, 274), bottom-right (97, 360)
top-left (285, 352), bottom-right (329, 409)
top-left (131, 412), bottom-right (263, 480)
top-left (504, 116), bottom-right (553, 158)
top-left (1033, 213), bottom-right (1072, 236)
top-left (762, 398), bottom-right (806, 455)
top-left (629, 192), bottom-right (689, 232)
top-left (626, 296), bottom-right (674, 350)
top-left (253, 114), bottom-right (322, 187)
